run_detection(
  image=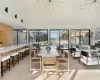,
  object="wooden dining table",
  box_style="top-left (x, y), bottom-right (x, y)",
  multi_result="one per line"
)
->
top-left (38, 46), bottom-right (59, 57)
